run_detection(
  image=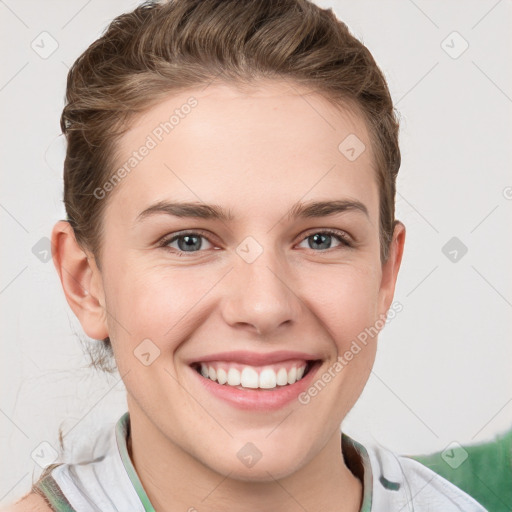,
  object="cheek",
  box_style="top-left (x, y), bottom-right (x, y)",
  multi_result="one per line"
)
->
top-left (300, 263), bottom-right (380, 345)
top-left (104, 264), bottom-right (215, 352)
